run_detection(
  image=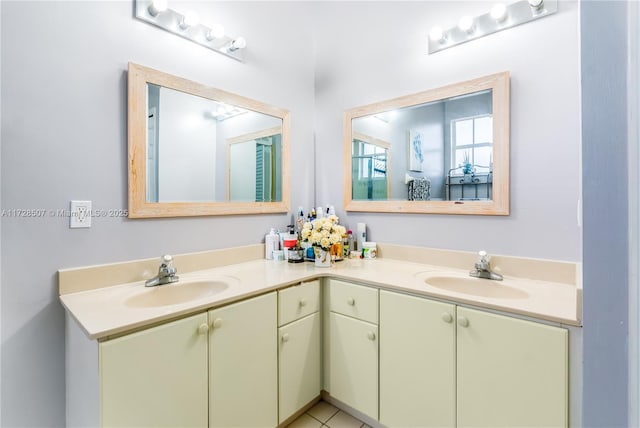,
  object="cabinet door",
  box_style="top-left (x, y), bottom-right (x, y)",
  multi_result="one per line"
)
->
top-left (279, 312), bottom-right (321, 423)
top-left (329, 312), bottom-right (378, 420)
top-left (100, 312), bottom-right (208, 427)
top-left (457, 307), bottom-right (568, 428)
top-left (209, 292), bottom-right (277, 428)
top-left (379, 290), bottom-right (456, 428)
